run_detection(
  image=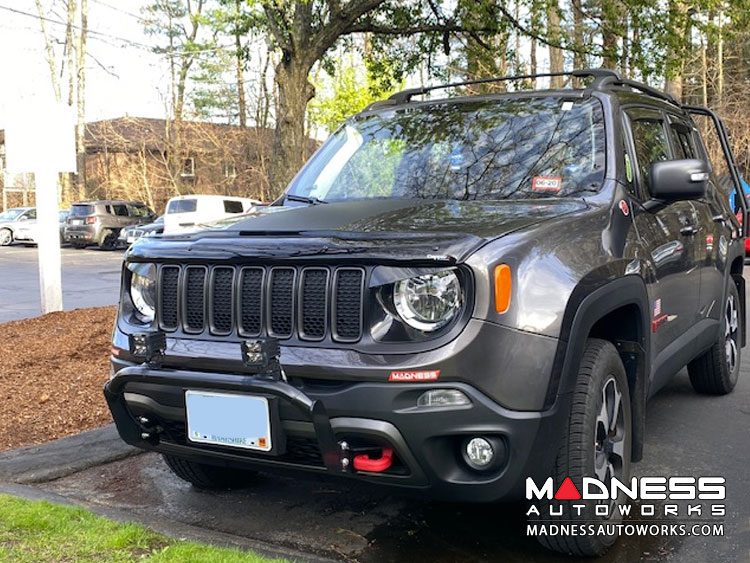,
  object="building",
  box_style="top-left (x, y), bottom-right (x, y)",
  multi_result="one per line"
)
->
top-left (84, 117), bottom-right (276, 212)
top-left (1, 117), bottom-right (279, 212)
